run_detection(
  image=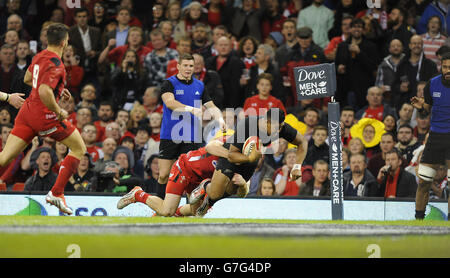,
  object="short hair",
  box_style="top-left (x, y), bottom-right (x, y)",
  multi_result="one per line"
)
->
top-left (176, 35), bottom-right (192, 45)
top-left (99, 101), bottom-right (113, 109)
top-left (391, 6), bottom-right (407, 19)
top-left (213, 25), bottom-right (228, 34)
top-left (349, 152), bottom-right (367, 164)
top-left (313, 159), bottom-right (328, 170)
top-left (74, 7), bottom-right (89, 17)
top-left (117, 6), bottom-right (131, 15)
top-left (381, 132), bottom-right (396, 142)
top-left (282, 18), bottom-right (296, 28)
top-left (351, 18), bottom-right (365, 28)
top-left (193, 22), bottom-right (208, 31)
top-left (385, 148), bottom-right (402, 160)
top-left (264, 108), bottom-right (285, 125)
top-left (312, 125), bottom-right (328, 136)
top-left (178, 53), bottom-right (194, 64)
top-left (149, 28), bottom-right (164, 38)
top-left (1, 44), bottom-right (14, 51)
top-left (136, 124), bottom-right (151, 135)
top-left (398, 124), bottom-right (413, 133)
top-left (441, 51), bottom-right (450, 63)
top-left (342, 14), bottom-right (354, 22)
top-left (257, 43), bottom-right (274, 60)
top-left (305, 107), bottom-right (320, 117)
top-left (341, 106), bottom-right (355, 113)
top-left (46, 23), bottom-right (69, 46)
top-left (256, 72), bottom-right (273, 85)
top-left (82, 123), bottom-right (97, 131)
